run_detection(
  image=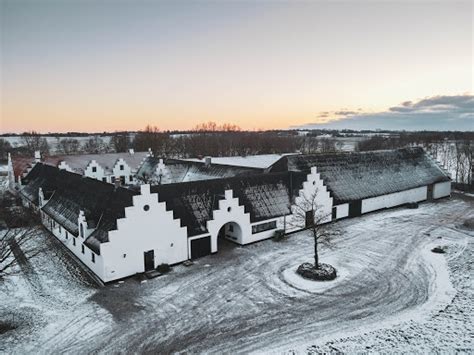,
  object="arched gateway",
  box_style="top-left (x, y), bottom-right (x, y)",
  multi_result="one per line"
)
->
top-left (217, 221), bottom-right (242, 248)
top-left (207, 190), bottom-right (252, 253)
